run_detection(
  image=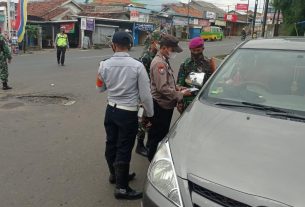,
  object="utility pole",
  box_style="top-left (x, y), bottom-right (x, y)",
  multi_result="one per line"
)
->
top-left (187, 0), bottom-right (190, 39)
top-left (246, 0), bottom-right (249, 25)
top-left (252, 0), bottom-right (258, 38)
top-left (7, 0), bottom-right (11, 38)
top-left (261, 0), bottom-right (269, 37)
